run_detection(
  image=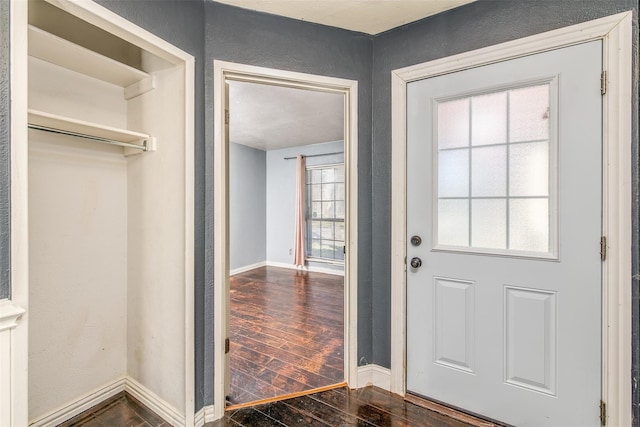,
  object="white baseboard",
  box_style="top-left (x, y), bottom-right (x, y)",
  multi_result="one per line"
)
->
top-left (230, 261), bottom-right (266, 276)
top-left (29, 378), bottom-right (127, 427)
top-left (125, 377), bottom-right (184, 427)
top-left (231, 260), bottom-right (344, 277)
top-left (357, 365), bottom-right (391, 390)
top-left (28, 377), bottom-right (185, 427)
top-left (267, 261), bottom-right (344, 276)
top-left (194, 405), bottom-right (216, 427)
